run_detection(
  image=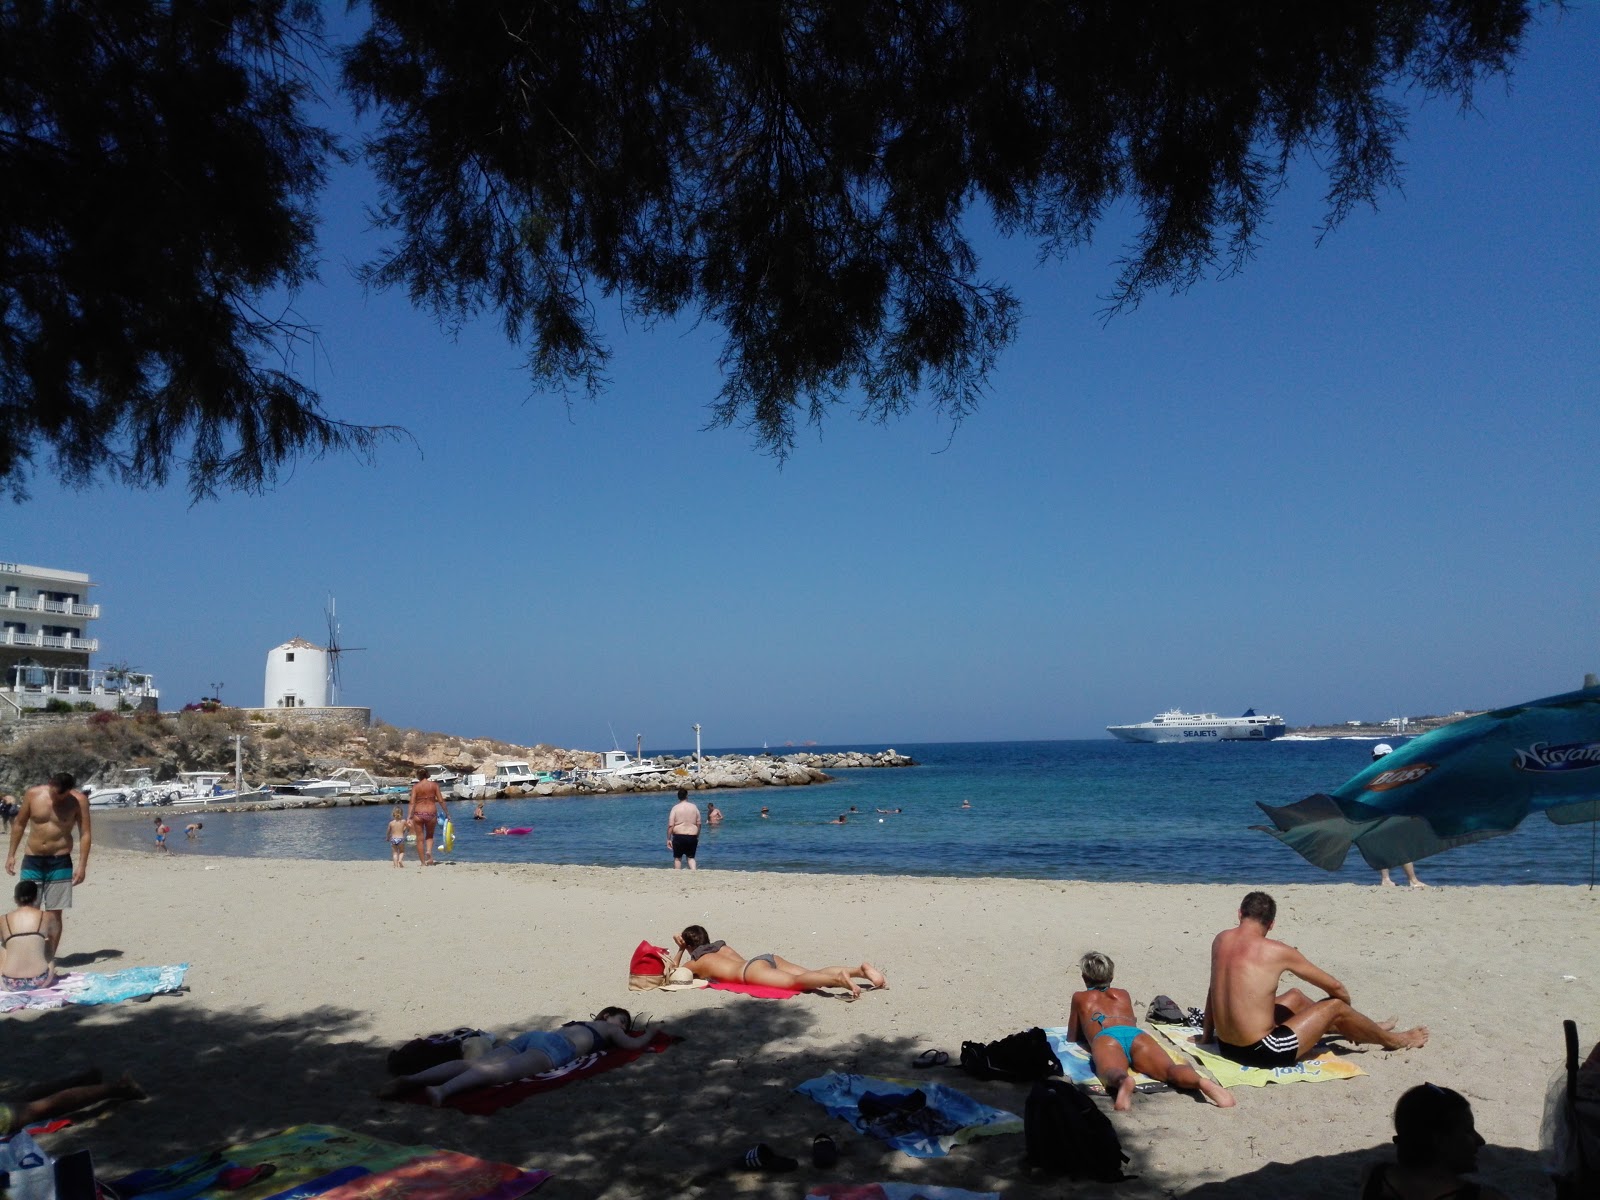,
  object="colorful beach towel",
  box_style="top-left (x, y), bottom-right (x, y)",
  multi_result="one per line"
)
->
top-left (1150, 1023), bottom-right (1366, 1089)
top-left (112, 1125), bottom-right (548, 1200)
top-left (1043, 1027), bottom-right (1174, 1095)
top-left (809, 1186), bottom-right (1000, 1200)
top-left (795, 1074), bottom-right (1021, 1159)
top-left (398, 1032), bottom-right (677, 1115)
top-left (0, 965), bottom-right (189, 1013)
